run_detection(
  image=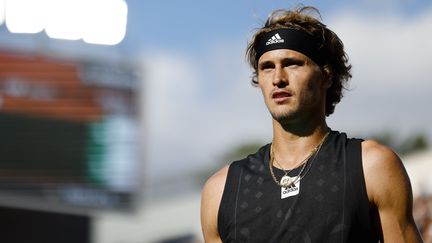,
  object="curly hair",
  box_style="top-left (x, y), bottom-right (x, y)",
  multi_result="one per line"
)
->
top-left (246, 6), bottom-right (352, 116)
